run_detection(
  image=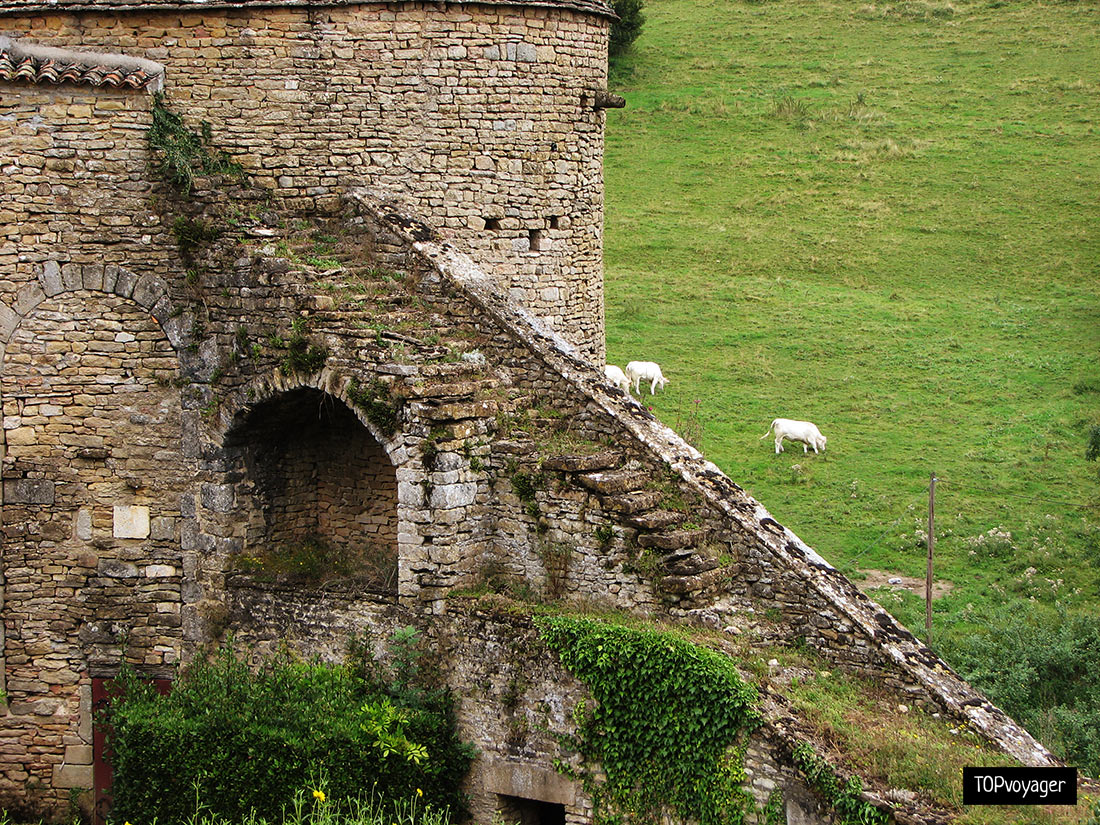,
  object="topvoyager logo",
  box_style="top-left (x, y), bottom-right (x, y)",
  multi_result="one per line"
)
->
top-left (963, 767), bottom-right (1077, 805)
